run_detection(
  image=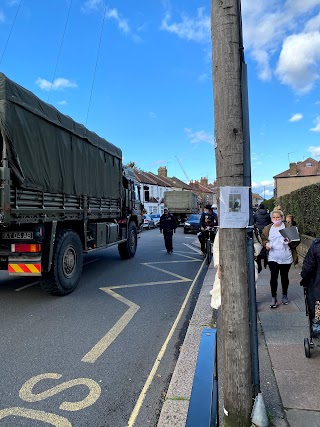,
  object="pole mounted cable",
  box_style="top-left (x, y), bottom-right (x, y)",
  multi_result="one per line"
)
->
top-left (47, 0), bottom-right (73, 103)
top-left (0, 0), bottom-right (23, 66)
top-left (85, 0), bottom-right (108, 126)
